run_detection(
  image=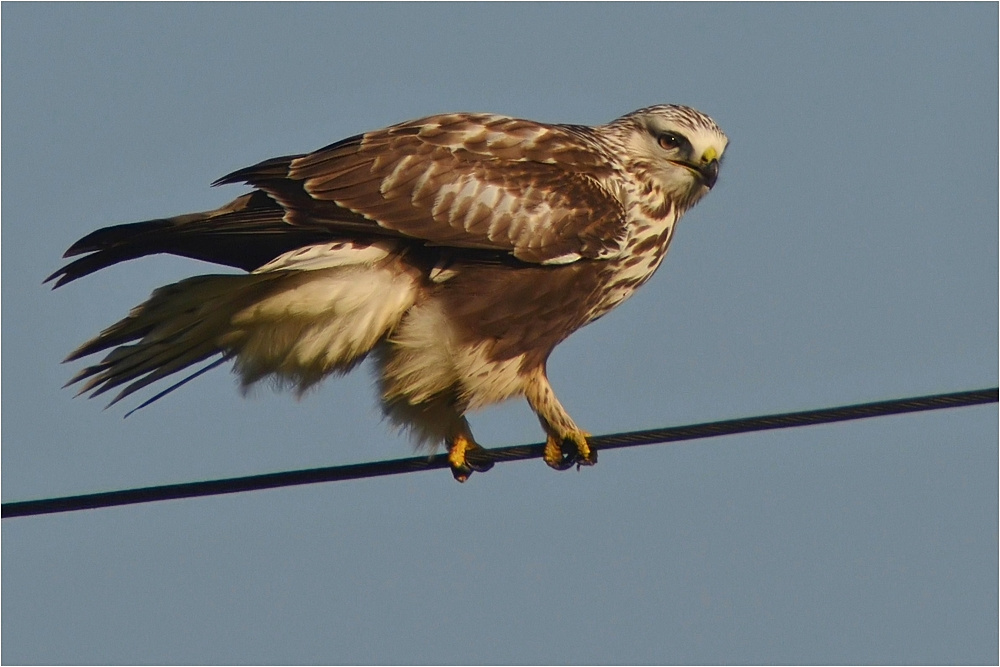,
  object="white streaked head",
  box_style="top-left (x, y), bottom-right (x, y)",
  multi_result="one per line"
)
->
top-left (607, 104), bottom-right (728, 210)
